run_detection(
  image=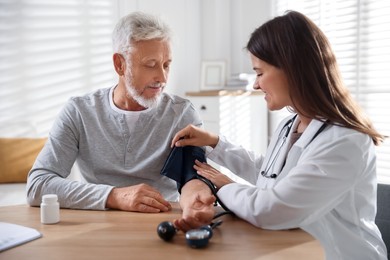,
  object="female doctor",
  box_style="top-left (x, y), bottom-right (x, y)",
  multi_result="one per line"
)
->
top-left (172, 11), bottom-right (387, 260)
